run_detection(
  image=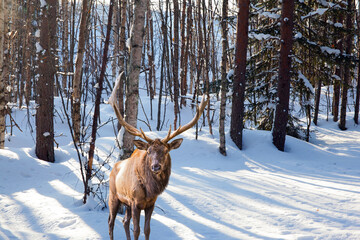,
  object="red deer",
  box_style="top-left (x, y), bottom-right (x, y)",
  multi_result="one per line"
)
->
top-left (107, 74), bottom-right (209, 240)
